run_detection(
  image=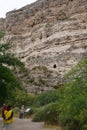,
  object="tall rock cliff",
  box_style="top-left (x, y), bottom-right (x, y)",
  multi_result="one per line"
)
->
top-left (0, 0), bottom-right (87, 93)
